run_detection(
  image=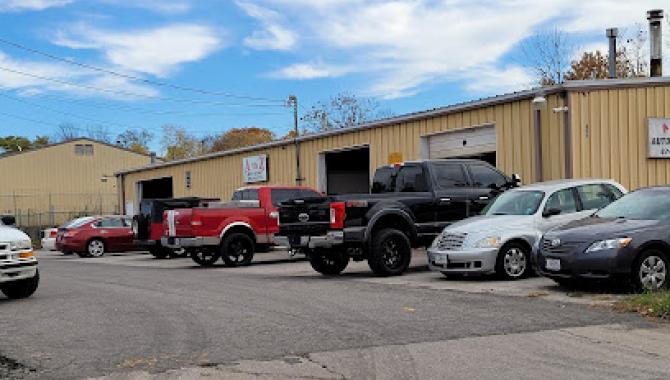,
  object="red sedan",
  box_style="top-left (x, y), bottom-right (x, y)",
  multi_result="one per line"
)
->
top-left (56, 215), bottom-right (136, 257)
